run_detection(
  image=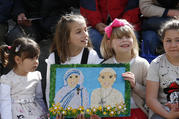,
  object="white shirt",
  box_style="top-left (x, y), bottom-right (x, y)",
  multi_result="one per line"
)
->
top-left (147, 54), bottom-right (179, 104)
top-left (45, 48), bottom-right (103, 106)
